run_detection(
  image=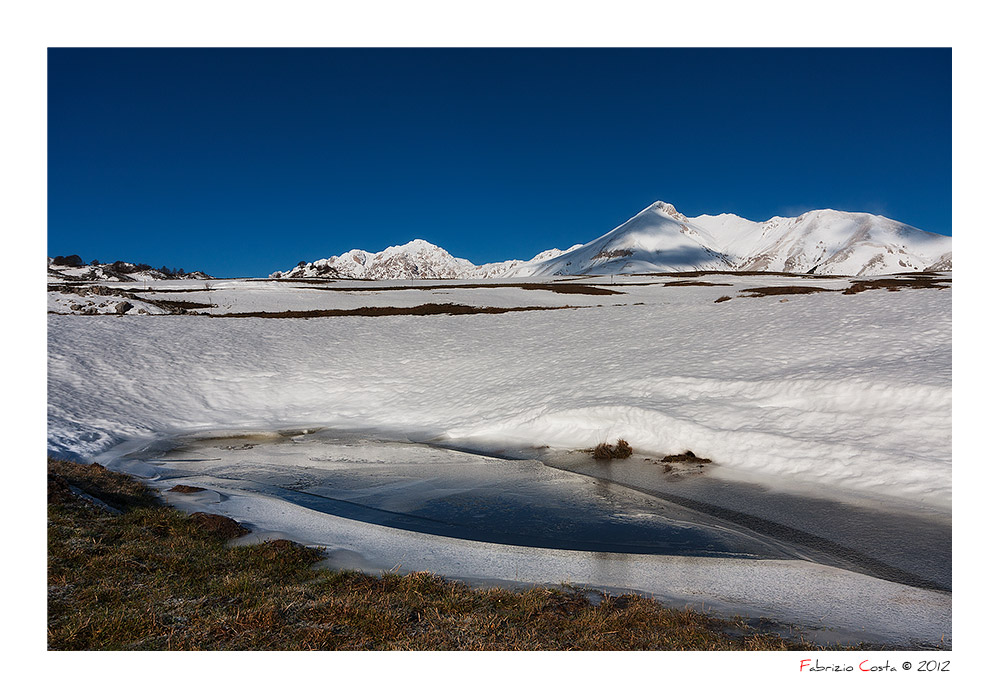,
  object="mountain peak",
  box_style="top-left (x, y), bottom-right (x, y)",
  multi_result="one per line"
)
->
top-left (648, 201), bottom-right (690, 222)
top-left (650, 201), bottom-right (678, 215)
top-left (387, 238), bottom-right (444, 253)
